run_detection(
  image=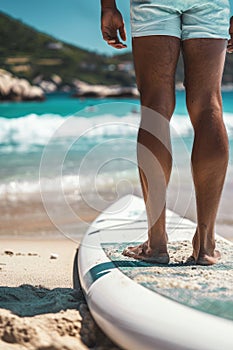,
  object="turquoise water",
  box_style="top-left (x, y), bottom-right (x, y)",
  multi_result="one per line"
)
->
top-left (1, 90), bottom-right (233, 117)
top-left (0, 92), bottom-right (233, 238)
top-left (0, 93), bottom-right (140, 118)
